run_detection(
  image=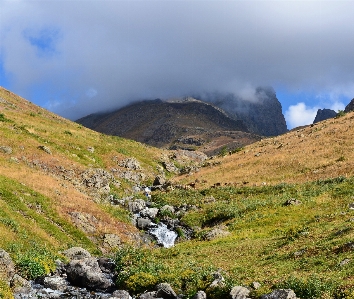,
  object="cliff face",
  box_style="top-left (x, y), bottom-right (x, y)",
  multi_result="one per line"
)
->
top-left (313, 109), bottom-right (337, 123)
top-left (344, 98), bottom-right (354, 113)
top-left (197, 87), bottom-right (288, 136)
